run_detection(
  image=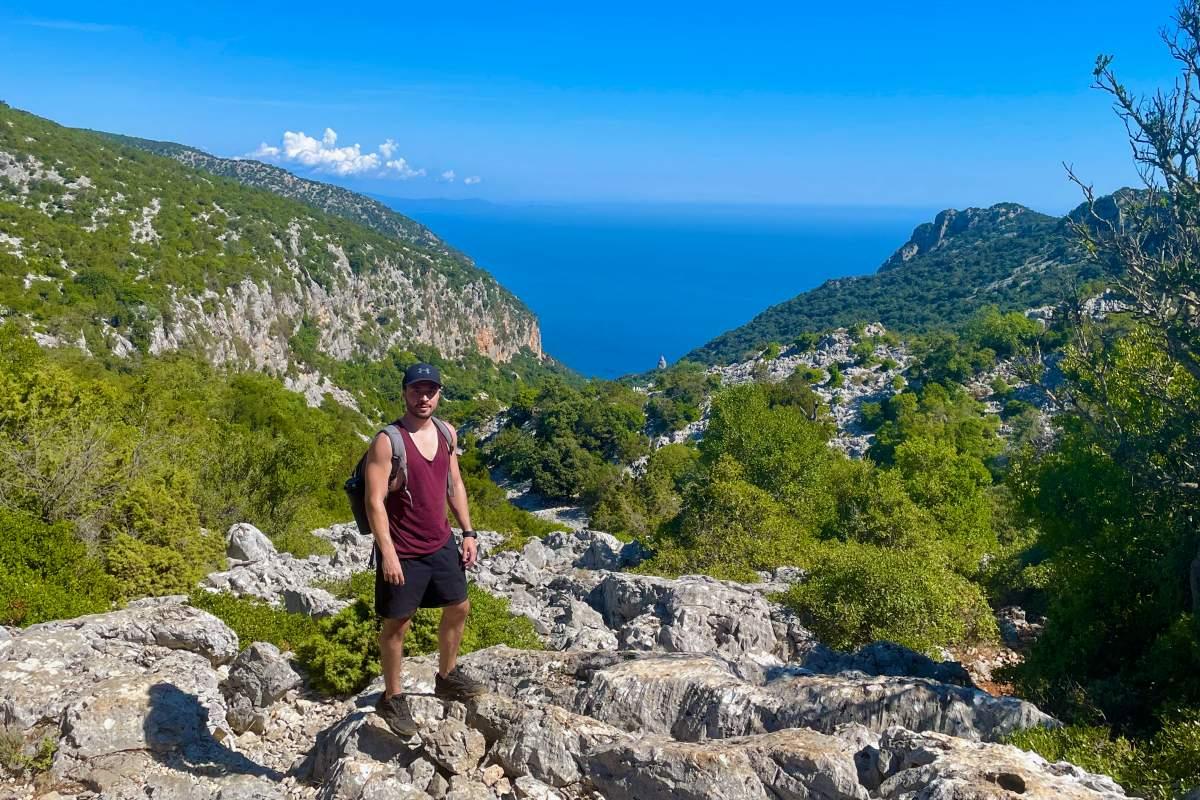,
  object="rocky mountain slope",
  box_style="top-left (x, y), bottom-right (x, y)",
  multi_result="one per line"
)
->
top-left (0, 103), bottom-right (542, 385)
top-left (0, 523), bottom-right (1132, 799)
top-left (688, 201), bottom-right (1111, 364)
top-left (103, 134), bottom-right (449, 256)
